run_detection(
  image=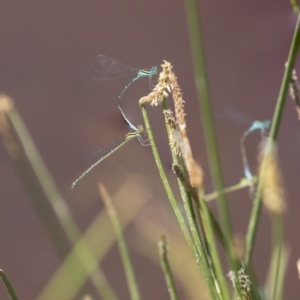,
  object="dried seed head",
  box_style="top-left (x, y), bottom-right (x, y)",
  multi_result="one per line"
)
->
top-left (232, 234), bottom-right (246, 262)
top-left (259, 138), bottom-right (287, 215)
top-left (169, 72), bottom-right (186, 128)
top-left (297, 259), bottom-right (300, 280)
top-left (0, 95), bottom-right (20, 159)
top-left (158, 235), bottom-right (170, 257)
top-left (289, 69), bottom-right (300, 119)
top-left (169, 72), bottom-right (203, 188)
top-left (163, 109), bottom-right (177, 130)
top-left (140, 61), bottom-right (204, 188)
top-left (0, 94), bottom-right (14, 113)
top-left (228, 268), bottom-right (252, 300)
top-left (82, 295), bottom-right (93, 300)
top-left (163, 109), bottom-right (181, 156)
top-left (139, 61), bottom-right (173, 106)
